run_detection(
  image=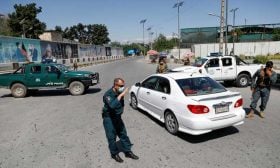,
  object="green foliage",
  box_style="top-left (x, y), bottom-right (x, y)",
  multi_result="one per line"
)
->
top-left (54, 26), bottom-right (63, 33)
top-left (153, 34), bottom-right (177, 51)
top-left (253, 55), bottom-right (269, 64)
top-left (0, 17), bottom-right (12, 36)
top-left (7, 3), bottom-right (46, 38)
top-left (272, 28), bottom-right (280, 41)
top-left (63, 23), bottom-right (110, 45)
top-left (110, 41), bottom-right (122, 47)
